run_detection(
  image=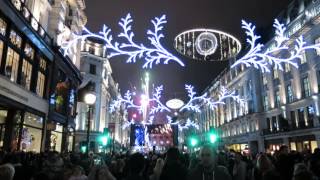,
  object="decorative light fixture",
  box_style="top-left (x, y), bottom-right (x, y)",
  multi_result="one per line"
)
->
top-left (174, 28), bottom-right (241, 61)
top-left (166, 98), bottom-right (184, 109)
